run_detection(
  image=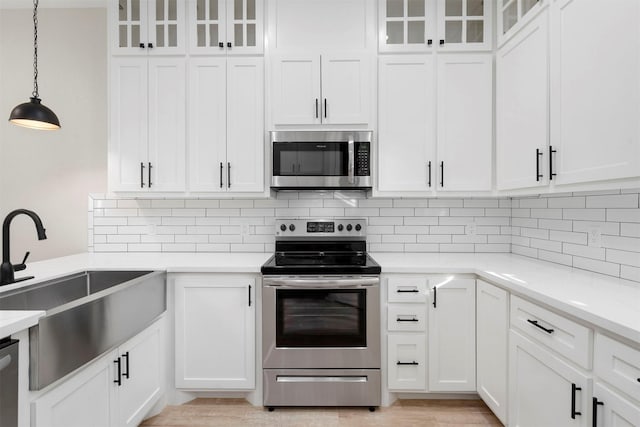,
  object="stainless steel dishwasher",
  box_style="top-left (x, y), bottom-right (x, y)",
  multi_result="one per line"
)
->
top-left (0, 338), bottom-right (18, 427)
